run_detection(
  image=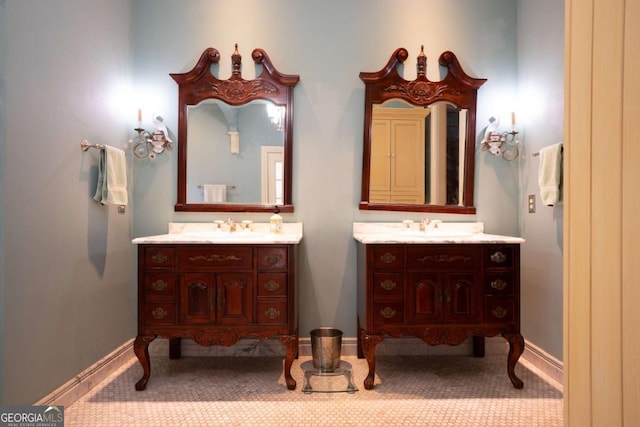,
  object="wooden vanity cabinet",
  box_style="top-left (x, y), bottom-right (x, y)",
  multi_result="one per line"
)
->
top-left (134, 244), bottom-right (298, 390)
top-left (357, 243), bottom-right (524, 390)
